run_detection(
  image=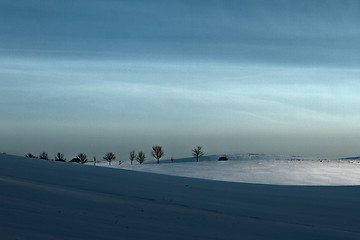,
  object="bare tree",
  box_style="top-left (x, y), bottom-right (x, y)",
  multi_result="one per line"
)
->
top-left (77, 153), bottom-right (88, 164)
top-left (136, 151), bottom-right (146, 164)
top-left (55, 152), bottom-right (66, 162)
top-left (39, 152), bottom-right (49, 160)
top-left (151, 145), bottom-right (164, 164)
top-left (192, 146), bottom-right (204, 162)
top-left (103, 152), bottom-right (116, 165)
top-left (129, 150), bottom-right (136, 165)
